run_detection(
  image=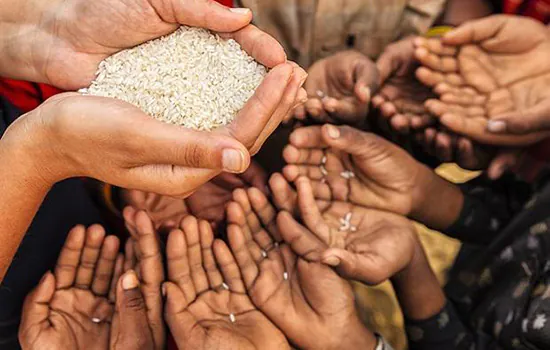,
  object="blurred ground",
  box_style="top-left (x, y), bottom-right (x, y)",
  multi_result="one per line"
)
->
top-left (353, 164), bottom-right (480, 349)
